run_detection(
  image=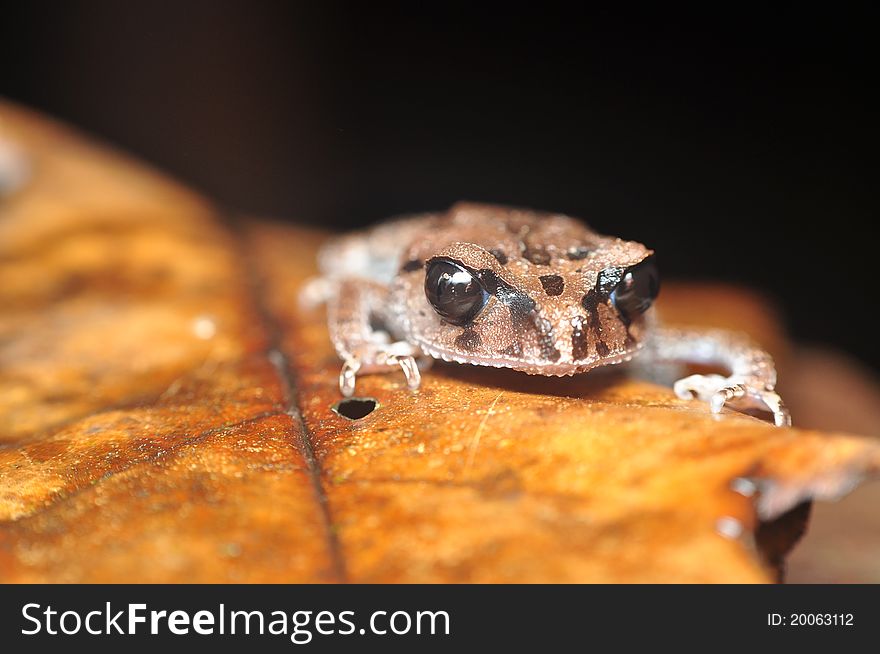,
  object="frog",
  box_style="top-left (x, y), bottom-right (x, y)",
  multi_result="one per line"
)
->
top-left (0, 134), bottom-right (30, 197)
top-left (303, 202), bottom-right (790, 427)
